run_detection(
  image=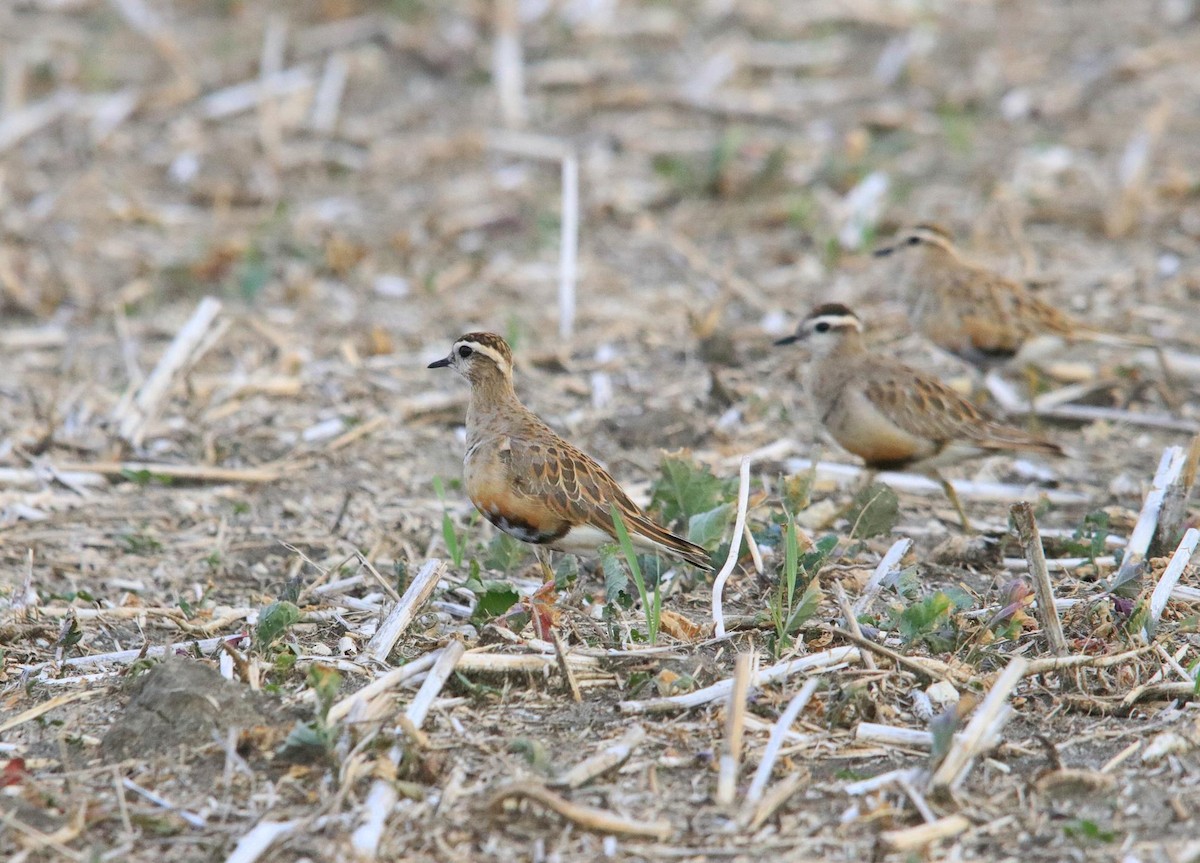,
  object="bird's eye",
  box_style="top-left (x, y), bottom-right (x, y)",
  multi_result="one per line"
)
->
top-left (907, 236), bottom-right (921, 246)
top-left (457, 345), bottom-right (474, 359)
top-left (814, 322), bottom-right (831, 333)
